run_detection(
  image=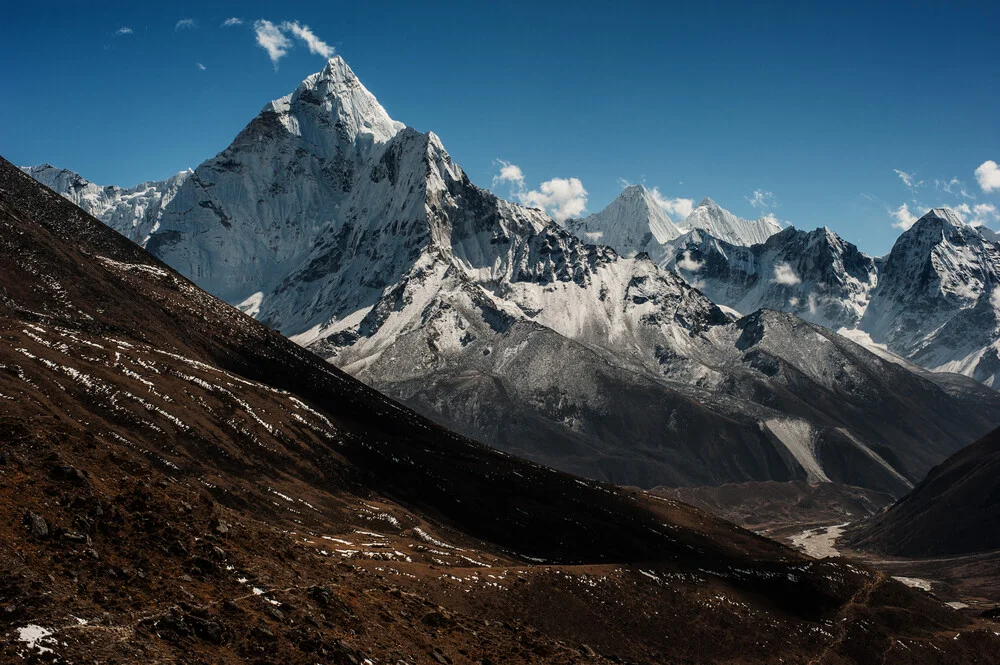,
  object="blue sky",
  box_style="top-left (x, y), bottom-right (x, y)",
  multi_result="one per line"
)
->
top-left (2, 0), bottom-right (998, 255)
